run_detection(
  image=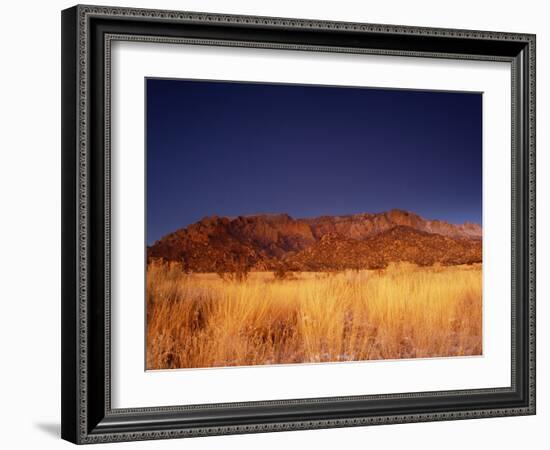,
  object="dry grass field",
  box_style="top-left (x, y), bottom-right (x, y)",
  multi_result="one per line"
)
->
top-left (146, 261), bottom-right (482, 369)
